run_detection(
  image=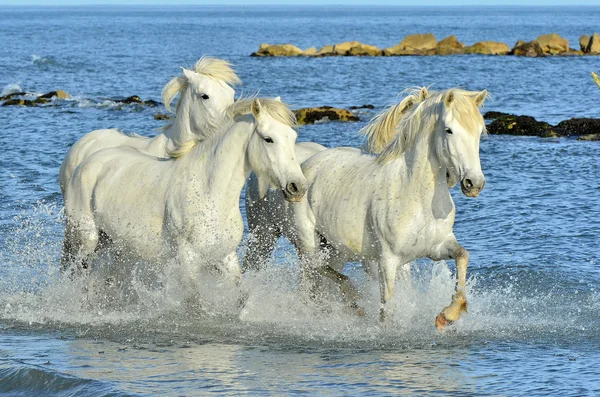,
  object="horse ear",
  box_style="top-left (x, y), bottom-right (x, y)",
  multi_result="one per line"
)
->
top-left (251, 98), bottom-right (262, 119)
top-left (274, 96), bottom-right (282, 102)
top-left (473, 89), bottom-right (488, 107)
top-left (444, 90), bottom-right (455, 107)
top-left (181, 67), bottom-right (195, 81)
top-left (419, 87), bottom-right (429, 101)
top-left (401, 98), bottom-right (414, 113)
